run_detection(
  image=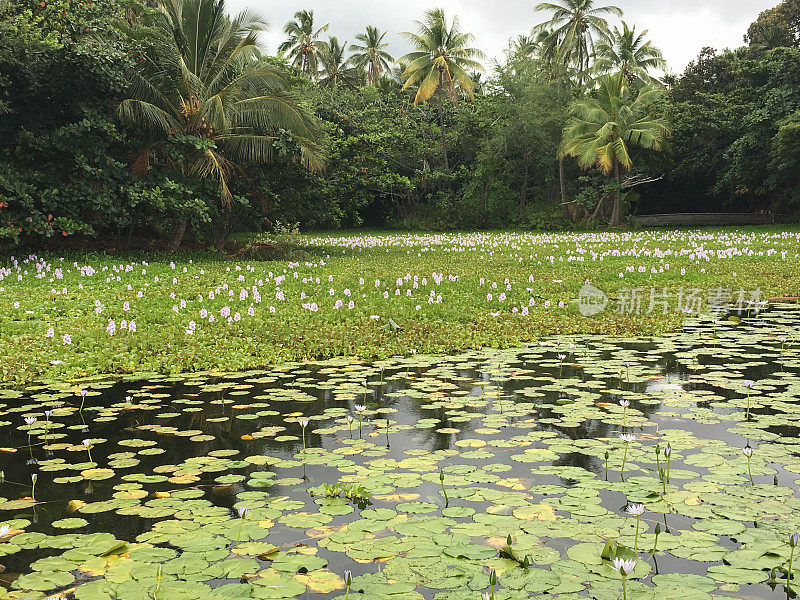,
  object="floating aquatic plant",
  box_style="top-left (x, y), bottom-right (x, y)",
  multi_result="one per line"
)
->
top-left (344, 570), bottom-right (352, 600)
top-left (743, 379), bottom-right (754, 419)
top-left (354, 404), bottom-right (365, 437)
top-left (744, 446), bottom-right (754, 485)
top-left (651, 522), bottom-right (661, 555)
top-left (488, 567), bottom-right (497, 600)
top-left (299, 419), bottom-right (309, 453)
top-left (619, 400), bottom-right (630, 428)
top-left (619, 434), bottom-right (636, 479)
top-left (234, 506), bottom-right (249, 548)
top-left (626, 503), bottom-right (645, 551)
top-left (613, 558), bottom-right (636, 600)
